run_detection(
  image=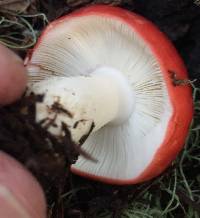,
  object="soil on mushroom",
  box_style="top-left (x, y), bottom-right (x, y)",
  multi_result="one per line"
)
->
top-left (0, 1), bottom-right (200, 218)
